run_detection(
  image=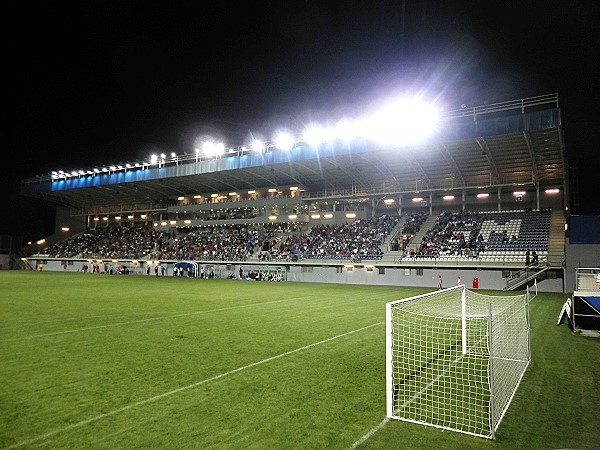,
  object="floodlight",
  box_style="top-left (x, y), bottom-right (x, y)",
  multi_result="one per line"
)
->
top-left (71, 171), bottom-right (78, 176)
top-left (335, 119), bottom-right (359, 142)
top-left (545, 188), bottom-right (559, 194)
top-left (274, 131), bottom-right (294, 151)
top-left (303, 125), bottom-right (328, 147)
top-left (252, 140), bottom-right (264, 152)
top-left (443, 195), bottom-right (455, 200)
top-left (160, 153), bottom-right (166, 159)
top-left (369, 98), bottom-right (439, 145)
top-left (477, 193), bottom-right (489, 198)
top-left (513, 191), bottom-right (526, 196)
